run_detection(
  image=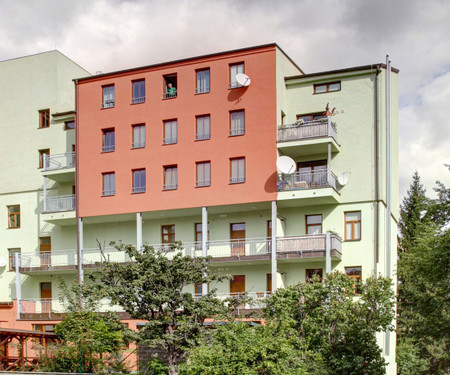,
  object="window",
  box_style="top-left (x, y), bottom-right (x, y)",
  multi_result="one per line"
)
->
top-left (8, 205), bottom-right (20, 228)
top-left (8, 248), bottom-right (20, 271)
top-left (102, 85), bottom-right (115, 108)
top-left (194, 282), bottom-right (209, 298)
top-left (230, 158), bottom-right (245, 184)
top-left (296, 112), bottom-right (327, 123)
top-left (229, 63), bottom-right (244, 88)
top-left (102, 172), bottom-right (115, 196)
top-left (229, 110), bottom-right (245, 136)
top-left (306, 214), bottom-right (322, 235)
top-left (163, 120), bottom-right (177, 145)
top-left (196, 115), bottom-right (210, 140)
top-left (345, 211), bottom-right (361, 241)
top-left (132, 124), bottom-right (145, 148)
top-left (163, 74), bottom-right (177, 99)
top-left (306, 269), bottom-right (323, 283)
top-left (102, 129), bottom-right (115, 152)
top-left (162, 225), bottom-right (175, 243)
top-left (297, 160), bottom-right (328, 187)
top-left (195, 223), bottom-right (210, 243)
top-left (39, 109), bottom-right (50, 128)
top-left (345, 266), bottom-right (362, 294)
top-left (314, 81), bottom-right (341, 94)
top-left (132, 169), bottom-right (146, 193)
top-left (196, 68), bottom-right (210, 94)
top-left (196, 161), bottom-right (211, 187)
top-left (132, 79), bottom-right (145, 104)
top-left (163, 165), bottom-right (177, 190)
top-left (64, 120), bottom-right (75, 130)
top-left (39, 149), bottom-right (50, 169)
